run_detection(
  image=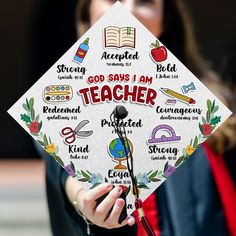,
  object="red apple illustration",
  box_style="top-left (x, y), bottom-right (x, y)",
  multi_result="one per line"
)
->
top-left (151, 40), bottom-right (168, 63)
